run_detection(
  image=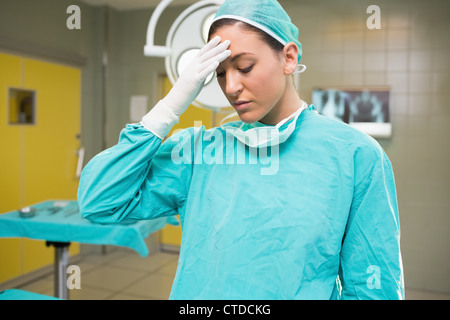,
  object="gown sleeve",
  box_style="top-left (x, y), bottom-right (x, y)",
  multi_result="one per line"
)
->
top-left (77, 123), bottom-right (193, 224)
top-left (339, 150), bottom-right (405, 300)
